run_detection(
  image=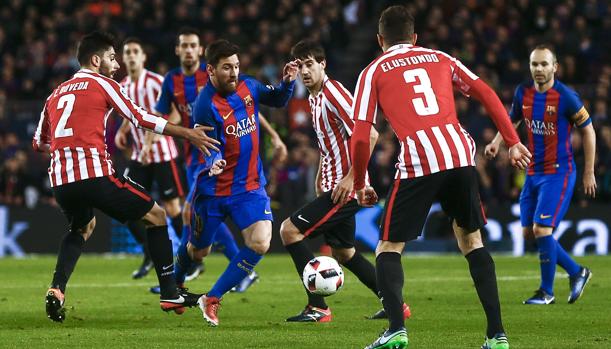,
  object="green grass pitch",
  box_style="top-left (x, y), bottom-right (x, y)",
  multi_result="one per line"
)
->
top-left (0, 254), bottom-right (609, 348)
